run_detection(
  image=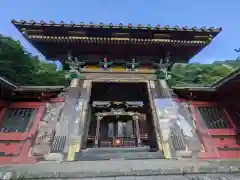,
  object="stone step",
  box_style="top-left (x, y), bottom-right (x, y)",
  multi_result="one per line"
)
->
top-left (75, 147), bottom-right (164, 161)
